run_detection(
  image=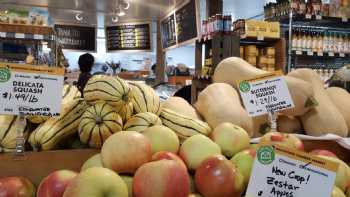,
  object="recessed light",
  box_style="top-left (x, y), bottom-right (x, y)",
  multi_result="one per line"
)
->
top-left (75, 13), bottom-right (83, 21)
